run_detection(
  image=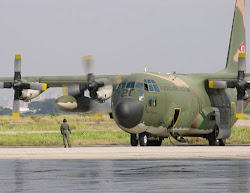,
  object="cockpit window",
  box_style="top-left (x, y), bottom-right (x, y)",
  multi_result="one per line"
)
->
top-left (149, 85), bottom-right (154, 92)
top-left (135, 82), bottom-right (143, 89)
top-left (125, 82), bottom-right (135, 89)
top-left (153, 84), bottom-right (160, 92)
top-left (126, 82), bottom-right (131, 88)
top-left (121, 82), bottom-right (126, 89)
top-left (143, 79), bottom-right (160, 92)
